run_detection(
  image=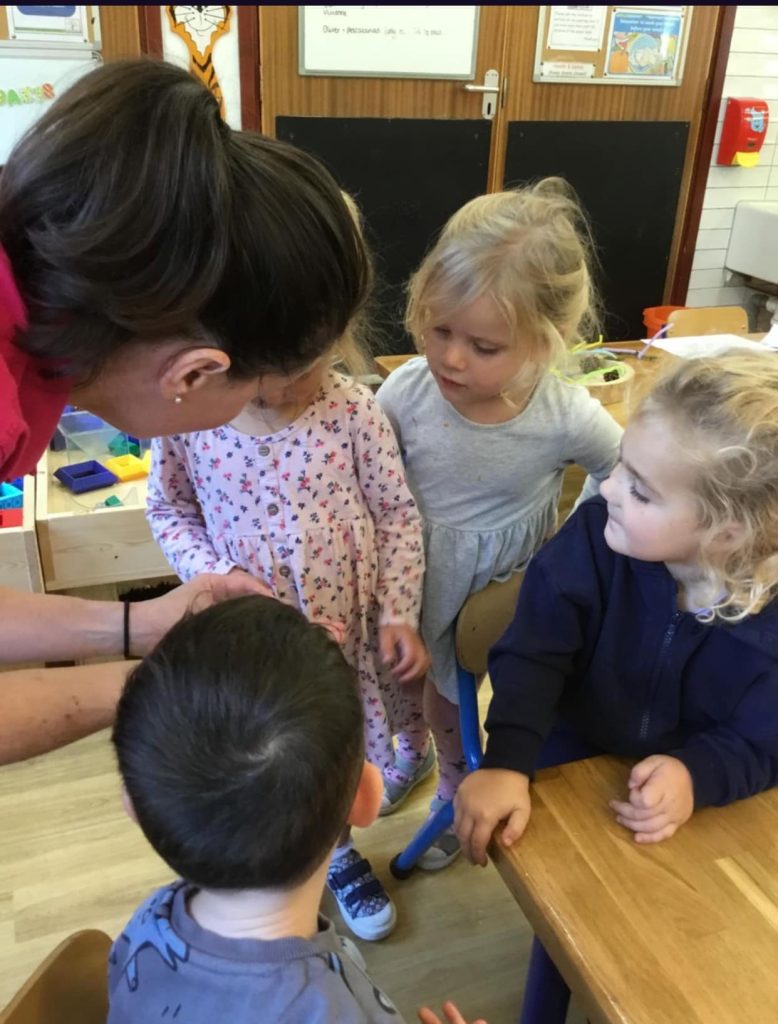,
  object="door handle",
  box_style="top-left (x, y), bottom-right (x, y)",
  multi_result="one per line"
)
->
top-left (464, 69), bottom-right (499, 120)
